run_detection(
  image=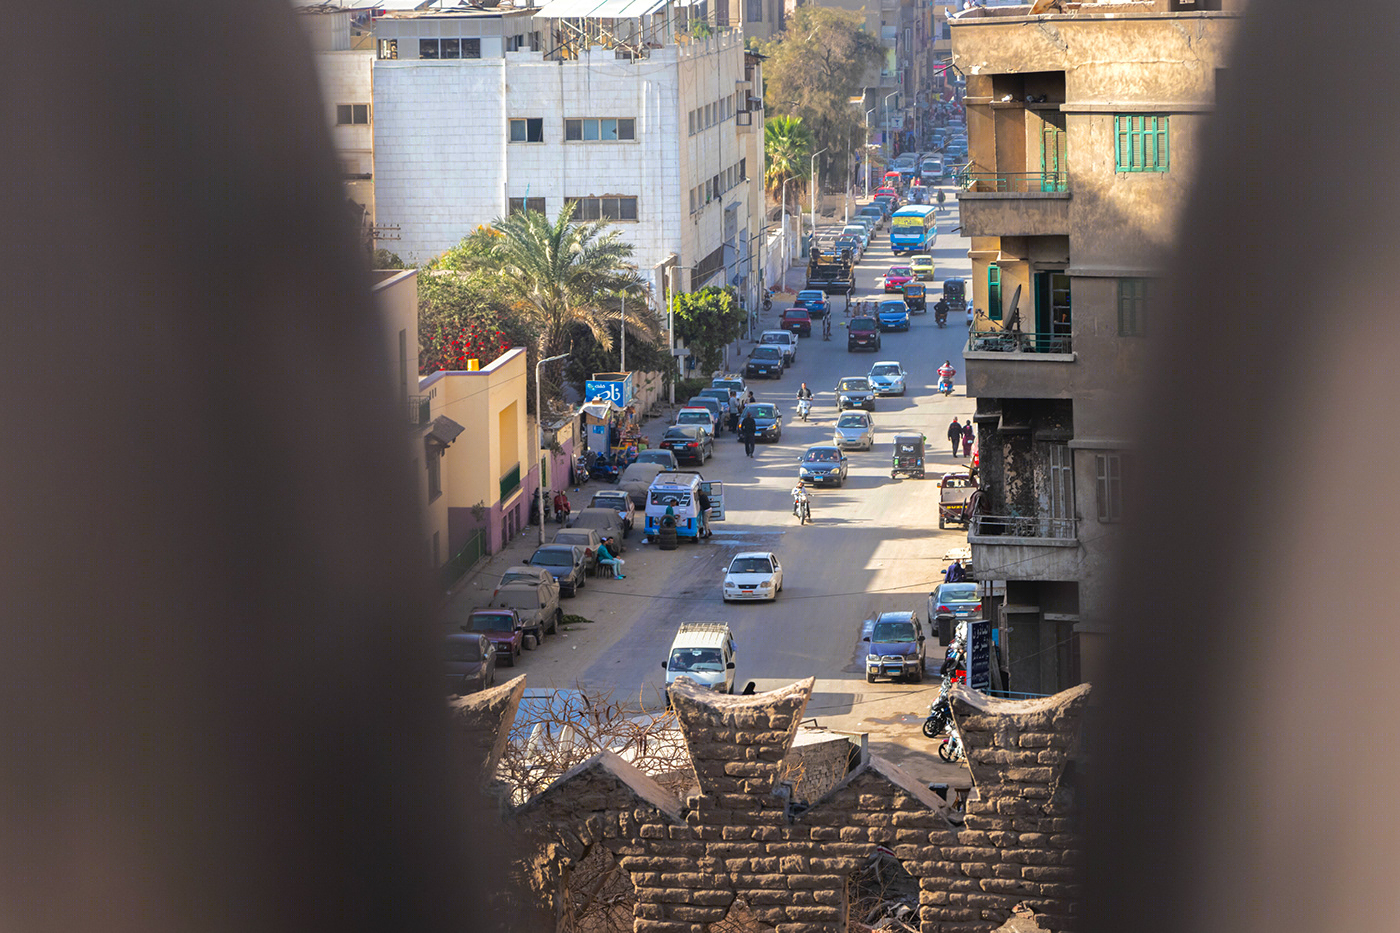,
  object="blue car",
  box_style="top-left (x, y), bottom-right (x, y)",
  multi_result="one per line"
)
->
top-left (877, 299), bottom-right (911, 332)
top-left (794, 289), bottom-right (830, 319)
